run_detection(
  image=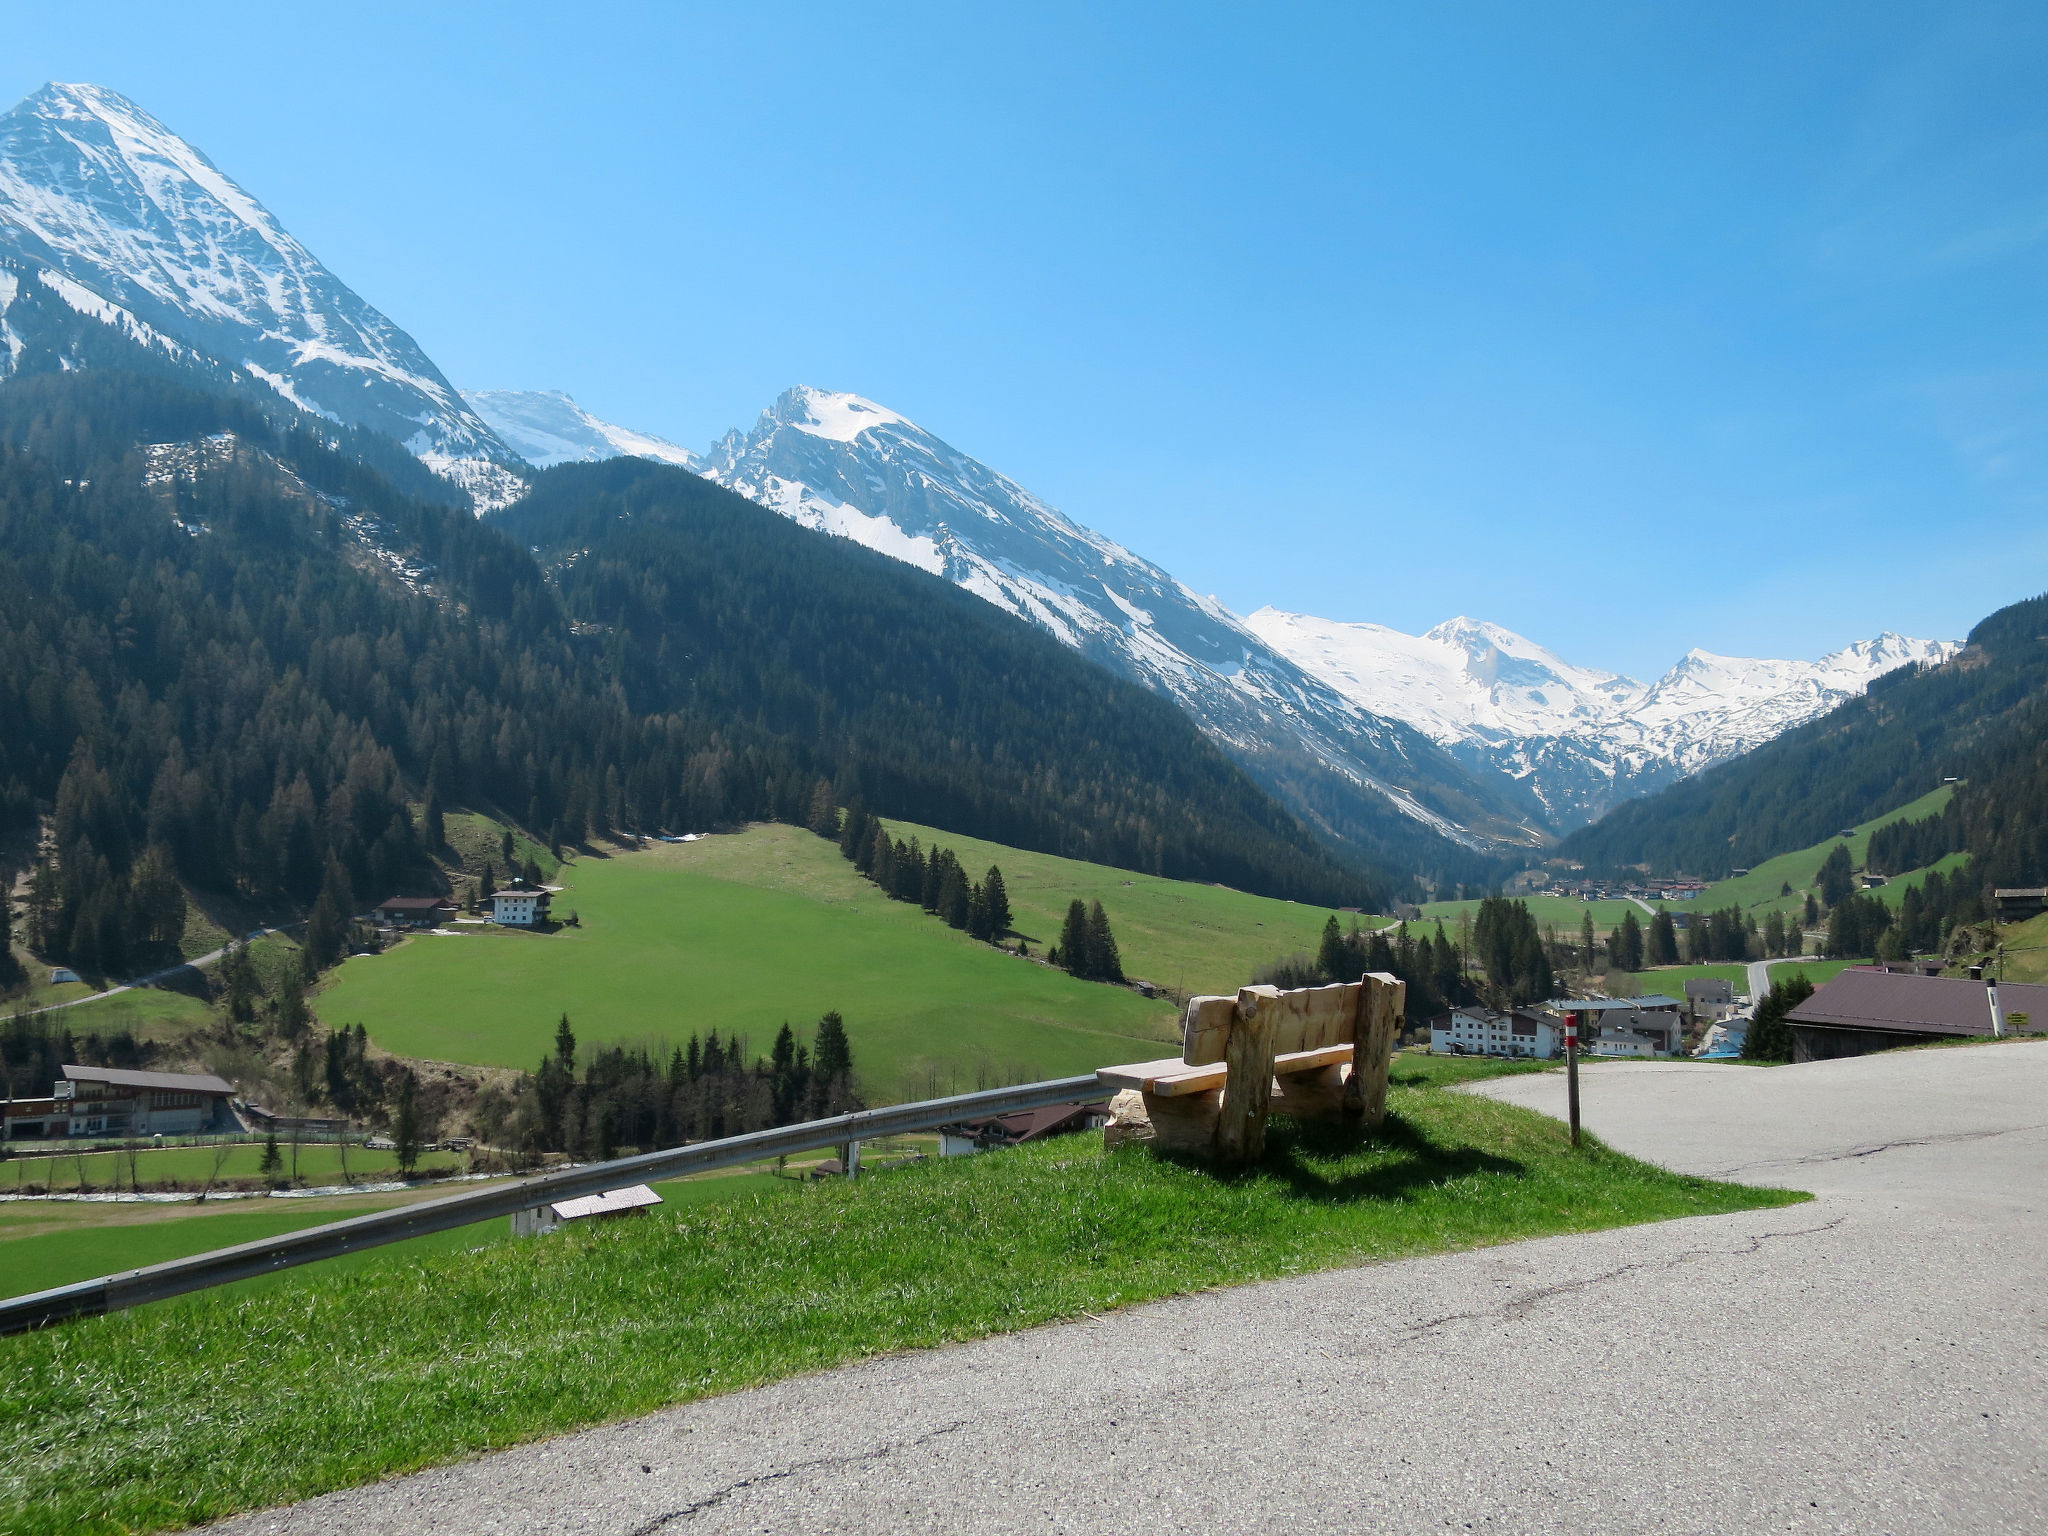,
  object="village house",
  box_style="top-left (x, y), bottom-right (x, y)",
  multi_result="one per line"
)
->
top-left (1684, 977), bottom-right (1738, 1022)
top-left (1, 1065), bottom-right (236, 1141)
top-left (1549, 996), bottom-right (1686, 1058)
top-left (937, 1100), bottom-right (1109, 1156)
top-left (1430, 1006), bottom-right (1563, 1059)
top-left (1786, 969), bottom-right (2048, 1062)
top-left (489, 885), bottom-right (552, 927)
top-left (372, 895), bottom-right (456, 928)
